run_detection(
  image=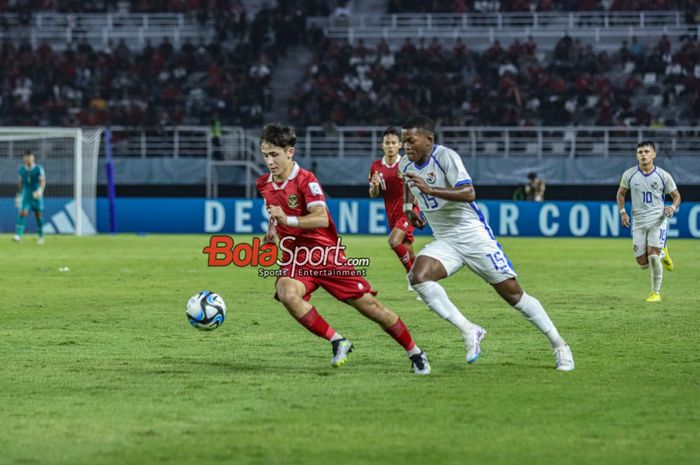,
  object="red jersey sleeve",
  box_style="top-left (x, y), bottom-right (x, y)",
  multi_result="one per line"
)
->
top-left (297, 171), bottom-right (327, 211)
